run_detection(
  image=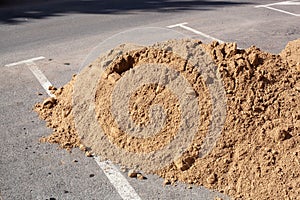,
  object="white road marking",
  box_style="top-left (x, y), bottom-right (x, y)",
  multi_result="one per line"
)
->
top-left (27, 62), bottom-right (55, 97)
top-left (5, 56), bottom-right (142, 200)
top-left (256, 1), bottom-right (300, 17)
top-left (167, 22), bottom-right (225, 43)
top-left (4, 56), bottom-right (45, 67)
top-left (259, 6), bottom-right (300, 16)
top-left (95, 157), bottom-right (142, 200)
top-left (256, 0), bottom-right (300, 7)
top-left (167, 22), bottom-right (188, 28)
